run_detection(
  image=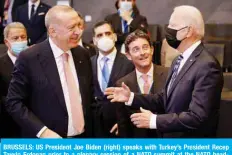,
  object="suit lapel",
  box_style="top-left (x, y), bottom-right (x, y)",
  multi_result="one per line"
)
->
top-left (71, 46), bottom-right (87, 114)
top-left (108, 51), bottom-right (123, 87)
top-left (115, 14), bottom-right (123, 34)
top-left (130, 71), bottom-right (141, 93)
top-left (92, 54), bottom-right (103, 95)
top-left (167, 43), bottom-right (204, 99)
top-left (38, 40), bottom-right (66, 110)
